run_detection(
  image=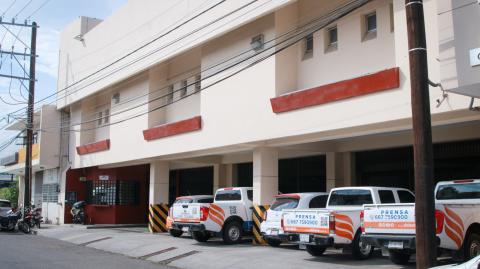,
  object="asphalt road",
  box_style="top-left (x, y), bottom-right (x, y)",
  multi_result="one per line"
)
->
top-left (0, 231), bottom-right (171, 269)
